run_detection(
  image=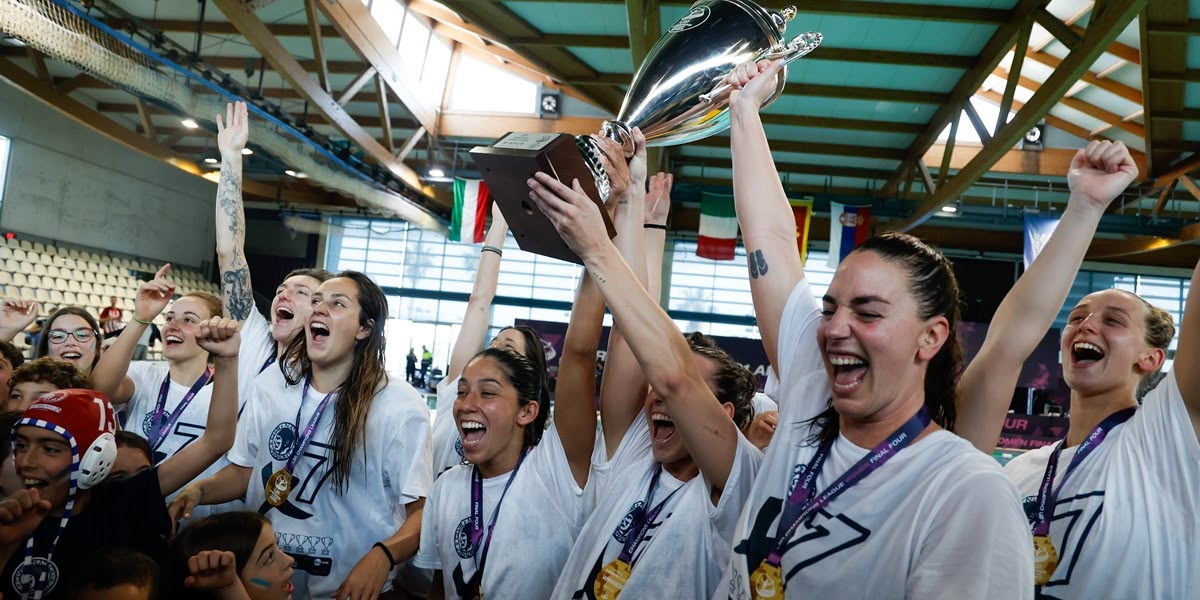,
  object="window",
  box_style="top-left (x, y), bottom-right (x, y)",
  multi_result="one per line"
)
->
top-left (447, 53), bottom-right (538, 114)
top-left (0, 135), bottom-right (9, 209)
top-left (369, 0), bottom-right (405, 45)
